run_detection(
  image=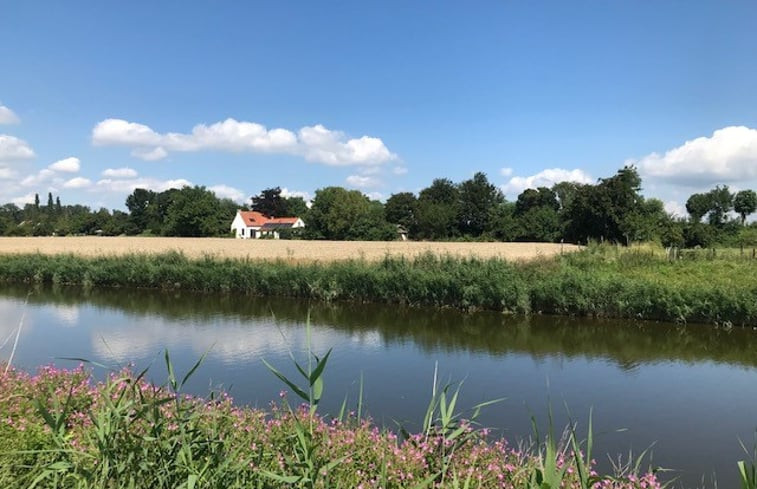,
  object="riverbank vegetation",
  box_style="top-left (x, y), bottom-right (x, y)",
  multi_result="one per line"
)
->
top-left (2, 166), bottom-right (755, 247)
top-left (0, 244), bottom-right (755, 325)
top-left (0, 359), bottom-right (664, 489)
top-left (5, 283), bottom-right (754, 370)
